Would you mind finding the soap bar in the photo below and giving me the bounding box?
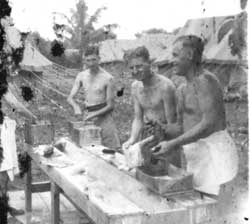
[24,120,54,145]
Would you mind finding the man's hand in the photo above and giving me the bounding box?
[151,141,176,158]
[84,113,96,122]
[122,139,134,152]
[73,104,82,115]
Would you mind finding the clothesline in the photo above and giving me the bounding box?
[30,70,69,98]
[22,77,68,113]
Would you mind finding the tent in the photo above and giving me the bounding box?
[155,14,247,99]
[99,34,173,64]
[20,41,53,72]
[155,15,240,65]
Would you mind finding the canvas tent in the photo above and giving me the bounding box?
[20,41,53,72]
[99,34,173,64]
[155,14,247,99]
[155,15,240,65]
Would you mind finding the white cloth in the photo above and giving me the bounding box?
[0,117,19,181]
[183,130,238,195]
[124,143,144,169]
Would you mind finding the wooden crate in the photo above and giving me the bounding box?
[24,120,54,145]
[73,126,102,147]
[136,164,193,195]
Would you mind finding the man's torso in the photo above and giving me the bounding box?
[133,74,174,124]
[77,68,112,107]
[178,70,226,132]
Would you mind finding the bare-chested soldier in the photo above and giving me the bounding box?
[67,45,120,150]
[122,46,181,168]
[152,35,238,196]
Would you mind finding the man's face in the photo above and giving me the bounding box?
[84,54,100,70]
[172,41,192,77]
[128,57,151,81]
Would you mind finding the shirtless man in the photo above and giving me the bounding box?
[122,46,181,169]
[67,45,120,150]
[152,35,238,196]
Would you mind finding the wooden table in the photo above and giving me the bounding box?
[24,140,217,224]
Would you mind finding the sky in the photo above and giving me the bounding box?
[10,0,242,40]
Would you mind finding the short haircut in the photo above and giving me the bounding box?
[126,46,150,62]
[84,45,99,57]
[175,35,204,65]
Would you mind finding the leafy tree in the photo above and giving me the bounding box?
[53,0,117,56]
[217,12,247,60]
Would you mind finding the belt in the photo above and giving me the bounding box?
[86,102,107,112]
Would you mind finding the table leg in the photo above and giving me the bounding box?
[25,158,32,213]
[51,182,60,224]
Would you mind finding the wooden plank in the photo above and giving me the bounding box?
[51,182,60,224]
[37,192,50,212]
[63,141,187,215]
[25,159,32,213]
[31,181,51,193]
[60,194,75,211]
[24,144,145,224]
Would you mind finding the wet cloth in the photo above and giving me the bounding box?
[124,142,144,169]
[0,117,19,181]
[183,130,238,195]
[86,103,121,150]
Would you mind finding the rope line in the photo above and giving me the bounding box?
[22,77,68,113]
[30,70,69,98]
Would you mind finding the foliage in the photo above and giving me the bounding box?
[50,40,65,57]
[53,0,117,55]
[29,31,81,68]
[218,12,247,59]
[1,2,26,125]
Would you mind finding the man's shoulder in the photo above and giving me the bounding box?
[197,70,223,98]
[155,74,175,90]
[76,70,89,80]
[198,69,221,88]
[100,68,114,80]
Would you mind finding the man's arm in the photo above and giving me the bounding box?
[167,76,223,147]
[67,74,82,115]
[163,82,177,123]
[3,89,36,120]
[161,82,182,138]
[85,77,115,120]
[123,83,144,149]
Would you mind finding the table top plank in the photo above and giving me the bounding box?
[25,144,145,224]
[25,140,216,224]
[62,141,187,214]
